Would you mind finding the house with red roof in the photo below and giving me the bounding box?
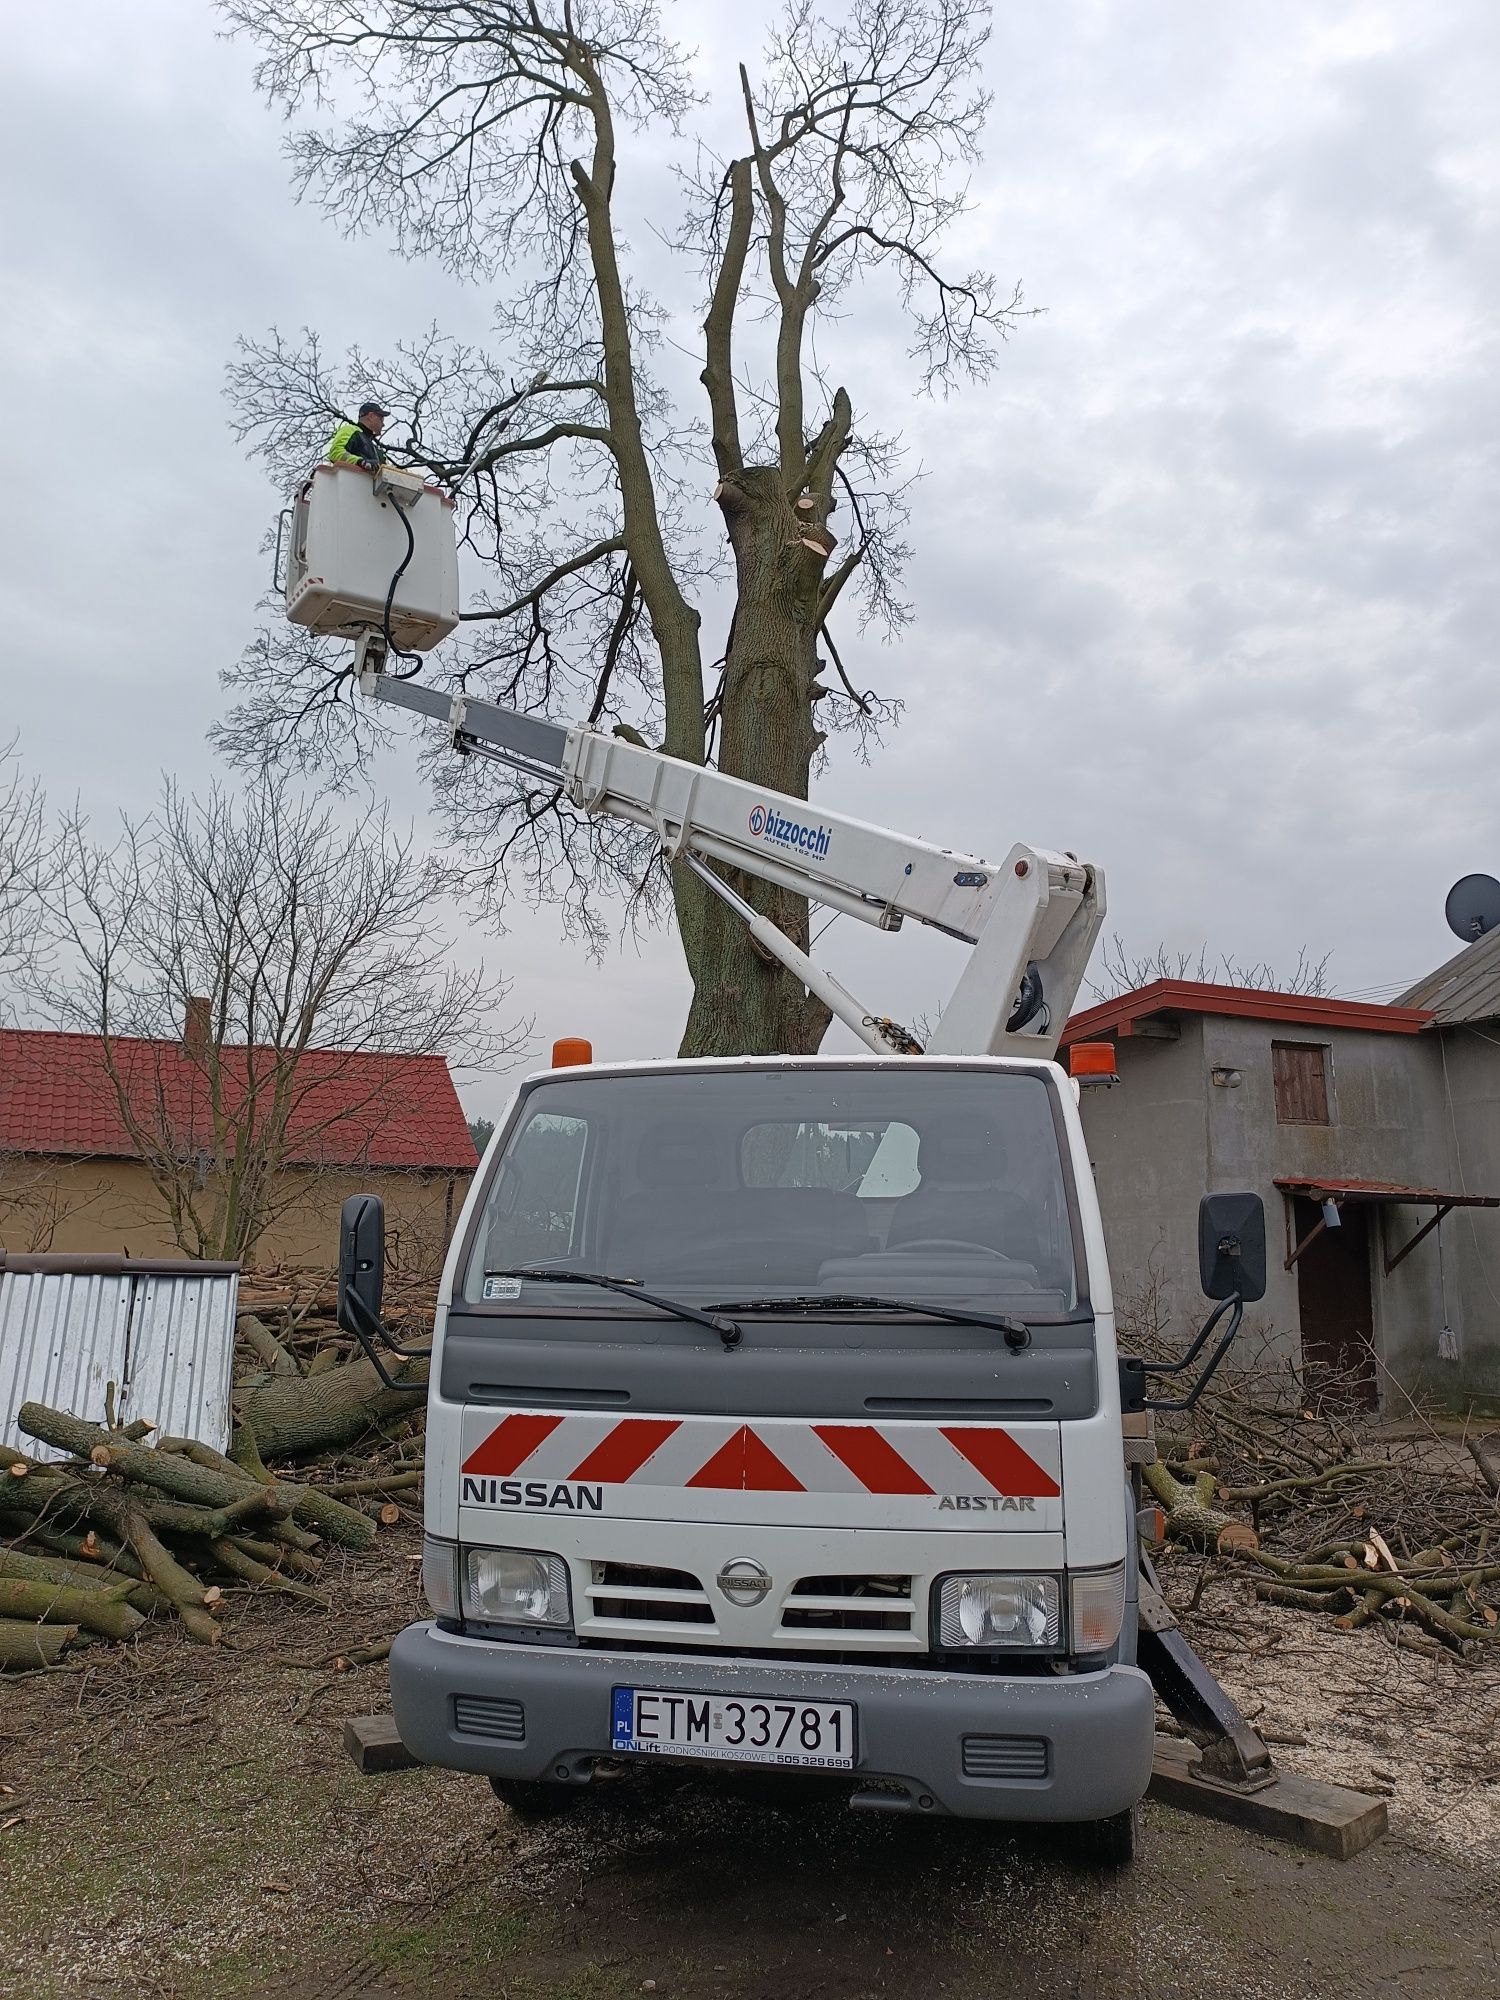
[1060,969,1500,1410]
[0,1004,477,1267]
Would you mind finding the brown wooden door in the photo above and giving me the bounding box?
[1293,1196,1377,1408]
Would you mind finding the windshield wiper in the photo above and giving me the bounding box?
[707,1293,1032,1353]
[483,1267,742,1350]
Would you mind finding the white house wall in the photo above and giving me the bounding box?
[1200,1018,1454,1395]
[1430,1028,1500,1399]
[1074,1017,1211,1347]
[1077,1014,1500,1406]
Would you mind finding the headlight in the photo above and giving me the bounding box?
[938,1574,1061,1649]
[421,1536,459,1620]
[1069,1563,1127,1654]
[463,1547,572,1629]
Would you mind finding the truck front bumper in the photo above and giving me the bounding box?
[389,1623,1155,1823]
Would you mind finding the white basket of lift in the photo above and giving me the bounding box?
[283,460,460,651]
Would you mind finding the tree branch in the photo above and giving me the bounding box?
[701,157,753,477]
[816,539,867,624]
[459,536,627,622]
[468,417,614,474]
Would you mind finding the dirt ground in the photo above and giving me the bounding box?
[4,1528,1499,2000]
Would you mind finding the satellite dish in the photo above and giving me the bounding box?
[1445,873,1500,943]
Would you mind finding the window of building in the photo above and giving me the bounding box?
[1272,1042,1330,1125]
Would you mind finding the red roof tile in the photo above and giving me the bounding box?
[1061,980,1433,1045]
[0,1029,477,1173]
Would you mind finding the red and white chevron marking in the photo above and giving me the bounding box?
[461,1412,1060,1499]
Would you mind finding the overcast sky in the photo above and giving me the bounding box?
[3,1,1497,1118]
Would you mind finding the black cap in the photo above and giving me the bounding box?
[358,401,390,419]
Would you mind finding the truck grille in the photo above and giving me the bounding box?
[574,1564,922,1651]
[585,1561,717,1631]
[961,1734,1049,1780]
[453,1694,526,1742]
[778,1574,915,1637]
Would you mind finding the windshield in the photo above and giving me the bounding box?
[460,1066,1081,1318]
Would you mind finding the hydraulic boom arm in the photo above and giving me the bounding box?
[362,664,1104,1060]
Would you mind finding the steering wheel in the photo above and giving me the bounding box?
[887,1237,1011,1260]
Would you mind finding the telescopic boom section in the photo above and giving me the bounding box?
[361,668,1104,1060]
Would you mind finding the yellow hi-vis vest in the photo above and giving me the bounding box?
[326,420,381,469]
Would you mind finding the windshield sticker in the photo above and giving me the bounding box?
[482,1276,523,1301]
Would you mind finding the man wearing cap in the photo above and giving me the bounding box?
[326,402,389,472]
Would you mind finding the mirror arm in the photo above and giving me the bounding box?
[1118,1296,1244,1415]
[1138,1294,1239,1378]
[337,1285,431,1393]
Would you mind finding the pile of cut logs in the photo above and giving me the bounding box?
[1146,1392,1500,1655]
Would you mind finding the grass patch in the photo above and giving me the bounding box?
[365,1906,530,1973]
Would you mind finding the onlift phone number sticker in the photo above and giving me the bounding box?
[611,1687,856,1769]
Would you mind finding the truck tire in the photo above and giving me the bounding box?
[488,1776,581,1822]
[1072,1803,1138,1868]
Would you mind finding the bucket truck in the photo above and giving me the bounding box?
[286,462,1274,1865]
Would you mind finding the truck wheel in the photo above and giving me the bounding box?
[1073,1804,1138,1868]
[488,1777,580,1822]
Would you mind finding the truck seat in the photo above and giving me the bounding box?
[605,1123,874,1278]
[885,1111,1043,1266]
[604,1121,728,1261]
[732,1188,874,1260]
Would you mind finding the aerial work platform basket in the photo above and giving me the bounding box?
[282,461,460,652]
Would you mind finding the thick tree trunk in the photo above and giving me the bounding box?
[1143,1460,1250,1552]
[0,1617,76,1668]
[0,1548,161,1614]
[0,1577,145,1641]
[678,466,834,1058]
[232,1353,428,1464]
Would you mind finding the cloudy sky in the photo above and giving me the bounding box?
[3,1,1497,1118]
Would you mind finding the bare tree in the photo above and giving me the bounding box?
[0,736,50,1017]
[0,736,75,1247]
[37,776,522,1261]
[219,0,1027,1056]
[1088,935,1334,1004]
[0,1163,112,1255]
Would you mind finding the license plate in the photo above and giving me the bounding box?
[611,1687,856,1769]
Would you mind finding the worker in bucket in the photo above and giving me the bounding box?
[326,401,389,472]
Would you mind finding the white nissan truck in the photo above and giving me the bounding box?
[382,1048,1155,1859]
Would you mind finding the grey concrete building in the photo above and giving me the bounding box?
[1061,965,1500,1410]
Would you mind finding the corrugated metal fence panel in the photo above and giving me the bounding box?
[123,1271,238,1449]
[0,1270,133,1459]
[1,1264,238,1459]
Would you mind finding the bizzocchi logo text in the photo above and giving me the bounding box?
[747,803,832,859]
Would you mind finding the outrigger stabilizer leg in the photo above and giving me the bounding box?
[1137,1557,1273,1788]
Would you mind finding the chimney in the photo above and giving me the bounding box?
[183,996,212,1058]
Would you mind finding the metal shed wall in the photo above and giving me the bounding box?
[0,1256,239,1461]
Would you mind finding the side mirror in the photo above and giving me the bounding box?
[1198,1191,1266,1303]
[338,1192,386,1335]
